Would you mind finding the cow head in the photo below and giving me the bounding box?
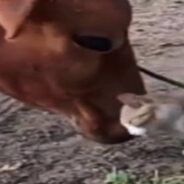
[0,0,145,144]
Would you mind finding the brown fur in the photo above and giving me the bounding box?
[0,0,145,144]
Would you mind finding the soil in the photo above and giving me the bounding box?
[1,0,184,183]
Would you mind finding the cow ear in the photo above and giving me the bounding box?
[0,0,38,39]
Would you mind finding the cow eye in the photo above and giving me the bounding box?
[72,35,113,52]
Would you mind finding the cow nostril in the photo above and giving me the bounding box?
[72,35,113,52]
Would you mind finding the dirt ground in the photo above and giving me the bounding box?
[1,0,184,183]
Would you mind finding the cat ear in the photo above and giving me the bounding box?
[117,93,142,108]
[0,0,38,39]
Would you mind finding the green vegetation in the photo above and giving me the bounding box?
[104,168,184,184]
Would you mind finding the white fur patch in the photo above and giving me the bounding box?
[123,123,147,136]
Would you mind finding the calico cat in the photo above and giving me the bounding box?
[118,91,184,138]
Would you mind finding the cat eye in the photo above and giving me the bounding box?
[72,34,113,52]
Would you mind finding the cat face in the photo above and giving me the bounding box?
[118,93,156,137]
[119,104,153,137]
[119,98,184,137]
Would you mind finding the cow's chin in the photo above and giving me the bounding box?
[72,119,134,144]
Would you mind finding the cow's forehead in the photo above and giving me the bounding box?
[28,0,131,46]
[31,0,131,30]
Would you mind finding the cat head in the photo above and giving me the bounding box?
[118,93,184,138]
[117,93,156,137]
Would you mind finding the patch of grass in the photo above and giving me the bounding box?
[104,168,184,184]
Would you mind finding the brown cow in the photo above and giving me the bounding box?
[0,0,145,144]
